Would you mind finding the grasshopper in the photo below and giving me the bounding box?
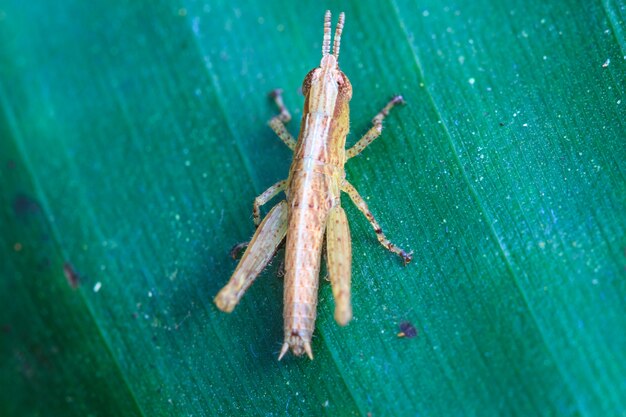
[214,10,412,360]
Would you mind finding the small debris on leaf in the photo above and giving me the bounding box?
[63,262,80,289]
[397,321,418,338]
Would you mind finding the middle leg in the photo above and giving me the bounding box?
[253,179,288,226]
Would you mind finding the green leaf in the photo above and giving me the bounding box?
[1,0,625,416]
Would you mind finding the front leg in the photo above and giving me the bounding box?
[268,89,297,151]
[346,95,405,159]
[341,180,413,265]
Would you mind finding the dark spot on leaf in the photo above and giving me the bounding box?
[13,193,41,218]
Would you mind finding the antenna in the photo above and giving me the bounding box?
[332,12,345,61]
[322,10,332,56]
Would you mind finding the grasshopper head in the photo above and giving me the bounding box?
[301,10,352,101]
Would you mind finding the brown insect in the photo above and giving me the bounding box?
[214,10,412,360]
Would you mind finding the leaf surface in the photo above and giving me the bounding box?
[1,1,625,416]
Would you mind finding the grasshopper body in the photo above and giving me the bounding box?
[214,11,412,360]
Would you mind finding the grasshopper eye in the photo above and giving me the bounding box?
[338,72,353,100]
[301,69,316,96]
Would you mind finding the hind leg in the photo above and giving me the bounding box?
[215,200,288,312]
[326,205,353,326]
[341,180,412,265]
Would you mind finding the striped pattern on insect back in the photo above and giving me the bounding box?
[283,157,334,354]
